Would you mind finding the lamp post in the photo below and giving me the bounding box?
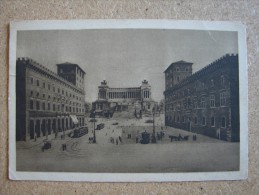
[151,107,156,143]
[93,111,96,143]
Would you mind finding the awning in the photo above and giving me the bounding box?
[70,115,79,124]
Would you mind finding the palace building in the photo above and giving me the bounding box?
[164,54,239,142]
[92,80,156,117]
[16,58,86,141]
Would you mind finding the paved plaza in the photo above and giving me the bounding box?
[16,114,239,173]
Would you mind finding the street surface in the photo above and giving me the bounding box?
[16,114,239,173]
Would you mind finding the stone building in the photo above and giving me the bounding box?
[92,80,156,117]
[16,58,86,141]
[164,54,239,142]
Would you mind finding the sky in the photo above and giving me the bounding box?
[17,29,238,102]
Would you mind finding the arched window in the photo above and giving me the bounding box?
[30,100,33,110]
[42,102,45,110]
[210,95,215,107]
[36,101,40,110]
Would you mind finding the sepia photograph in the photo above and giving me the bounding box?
[9,20,248,182]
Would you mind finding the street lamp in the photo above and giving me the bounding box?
[151,107,156,143]
[92,110,96,143]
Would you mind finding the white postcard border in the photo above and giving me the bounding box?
[9,20,248,182]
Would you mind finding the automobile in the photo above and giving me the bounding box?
[140,131,150,144]
[42,141,52,151]
[89,118,97,122]
[95,123,105,130]
[112,122,119,125]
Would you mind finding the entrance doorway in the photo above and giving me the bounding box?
[35,120,41,137]
[47,119,51,135]
[29,120,34,139]
[188,117,191,131]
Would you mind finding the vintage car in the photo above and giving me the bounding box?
[42,141,52,151]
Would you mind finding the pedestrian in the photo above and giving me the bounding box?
[116,138,118,145]
[119,136,122,143]
[34,136,37,142]
[136,137,139,143]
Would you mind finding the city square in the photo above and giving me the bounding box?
[16,113,239,173]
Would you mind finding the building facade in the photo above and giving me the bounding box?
[92,80,156,117]
[16,58,86,141]
[164,54,239,142]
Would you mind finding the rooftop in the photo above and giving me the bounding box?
[57,62,86,74]
[164,60,193,73]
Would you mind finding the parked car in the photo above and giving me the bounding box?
[96,123,105,130]
[42,141,52,151]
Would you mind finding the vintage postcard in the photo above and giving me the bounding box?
[9,20,248,182]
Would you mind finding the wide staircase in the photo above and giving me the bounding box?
[112,106,136,119]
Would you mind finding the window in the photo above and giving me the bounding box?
[36,92,39,97]
[201,97,206,108]
[182,116,185,123]
[30,100,33,109]
[30,77,33,84]
[48,102,51,110]
[177,116,180,122]
[185,68,188,71]
[177,76,180,82]
[62,90,64,95]
[202,82,205,89]
[176,68,179,72]
[36,101,40,110]
[210,95,215,107]
[30,91,33,96]
[193,100,197,109]
[211,117,215,127]
[58,104,60,111]
[53,104,56,111]
[221,75,225,85]
[220,92,227,106]
[211,79,214,87]
[48,84,50,90]
[42,102,45,110]
[58,88,60,93]
[43,82,45,88]
[42,94,45,98]
[53,86,55,92]
[221,117,226,128]
[202,116,206,126]
[36,80,39,86]
[194,117,197,124]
